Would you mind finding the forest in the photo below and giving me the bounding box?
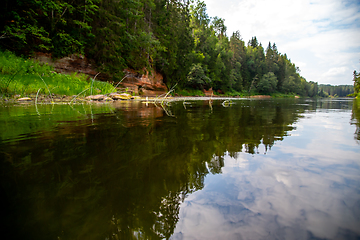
[0,0,351,97]
[318,84,354,97]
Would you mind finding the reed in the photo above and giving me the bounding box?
[38,74,54,103]
[70,88,90,104]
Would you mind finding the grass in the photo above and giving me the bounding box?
[174,89,205,96]
[219,90,250,97]
[0,50,115,98]
[269,93,300,98]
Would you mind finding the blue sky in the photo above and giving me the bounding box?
[202,0,360,85]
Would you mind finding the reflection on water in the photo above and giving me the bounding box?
[0,99,359,240]
[352,99,360,141]
[173,109,360,240]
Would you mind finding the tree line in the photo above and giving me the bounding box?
[0,0,347,96]
[318,84,354,97]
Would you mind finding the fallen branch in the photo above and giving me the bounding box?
[160,83,178,105]
[222,100,234,107]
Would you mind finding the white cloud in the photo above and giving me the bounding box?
[323,66,349,78]
[202,0,360,85]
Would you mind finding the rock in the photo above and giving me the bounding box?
[119,93,134,99]
[102,96,114,102]
[121,69,168,96]
[17,97,32,101]
[85,95,105,101]
[203,88,214,96]
[249,95,271,99]
[34,52,105,80]
[140,89,165,96]
[109,93,133,100]
[108,93,122,100]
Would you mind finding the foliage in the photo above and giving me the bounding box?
[319,84,354,97]
[353,69,360,98]
[0,0,99,56]
[187,63,211,89]
[0,51,114,97]
[0,0,331,97]
[257,72,278,94]
[352,98,360,140]
[0,50,53,74]
[174,88,205,96]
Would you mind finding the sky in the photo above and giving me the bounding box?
[201,0,360,85]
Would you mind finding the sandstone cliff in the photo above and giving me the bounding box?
[121,69,168,96]
[34,53,168,96]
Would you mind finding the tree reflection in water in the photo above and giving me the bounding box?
[352,99,360,141]
[1,99,353,240]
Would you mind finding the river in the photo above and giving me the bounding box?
[0,98,359,240]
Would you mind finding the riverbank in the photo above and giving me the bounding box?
[1,50,302,103]
[1,93,299,106]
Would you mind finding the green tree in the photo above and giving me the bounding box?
[0,0,99,56]
[257,72,278,94]
[353,70,360,98]
[187,63,211,89]
[229,31,246,91]
[0,0,316,96]
[265,42,279,76]
[211,16,227,38]
[152,0,194,88]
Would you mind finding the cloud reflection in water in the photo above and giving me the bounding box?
[172,111,360,240]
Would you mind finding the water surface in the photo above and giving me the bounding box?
[0,99,359,240]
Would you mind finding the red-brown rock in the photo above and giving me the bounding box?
[121,69,168,96]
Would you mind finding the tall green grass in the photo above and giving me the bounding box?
[174,89,205,96]
[0,50,115,97]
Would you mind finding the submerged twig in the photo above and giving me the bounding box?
[209,99,213,112]
[140,84,178,117]
[157,101,174,117]
[209,91,213,112]
[222,100,234,107]
[183,100,188,109]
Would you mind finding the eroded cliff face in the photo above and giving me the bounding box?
[34,53,100,78]
[34,53,168,96]
[122,69,168,96]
